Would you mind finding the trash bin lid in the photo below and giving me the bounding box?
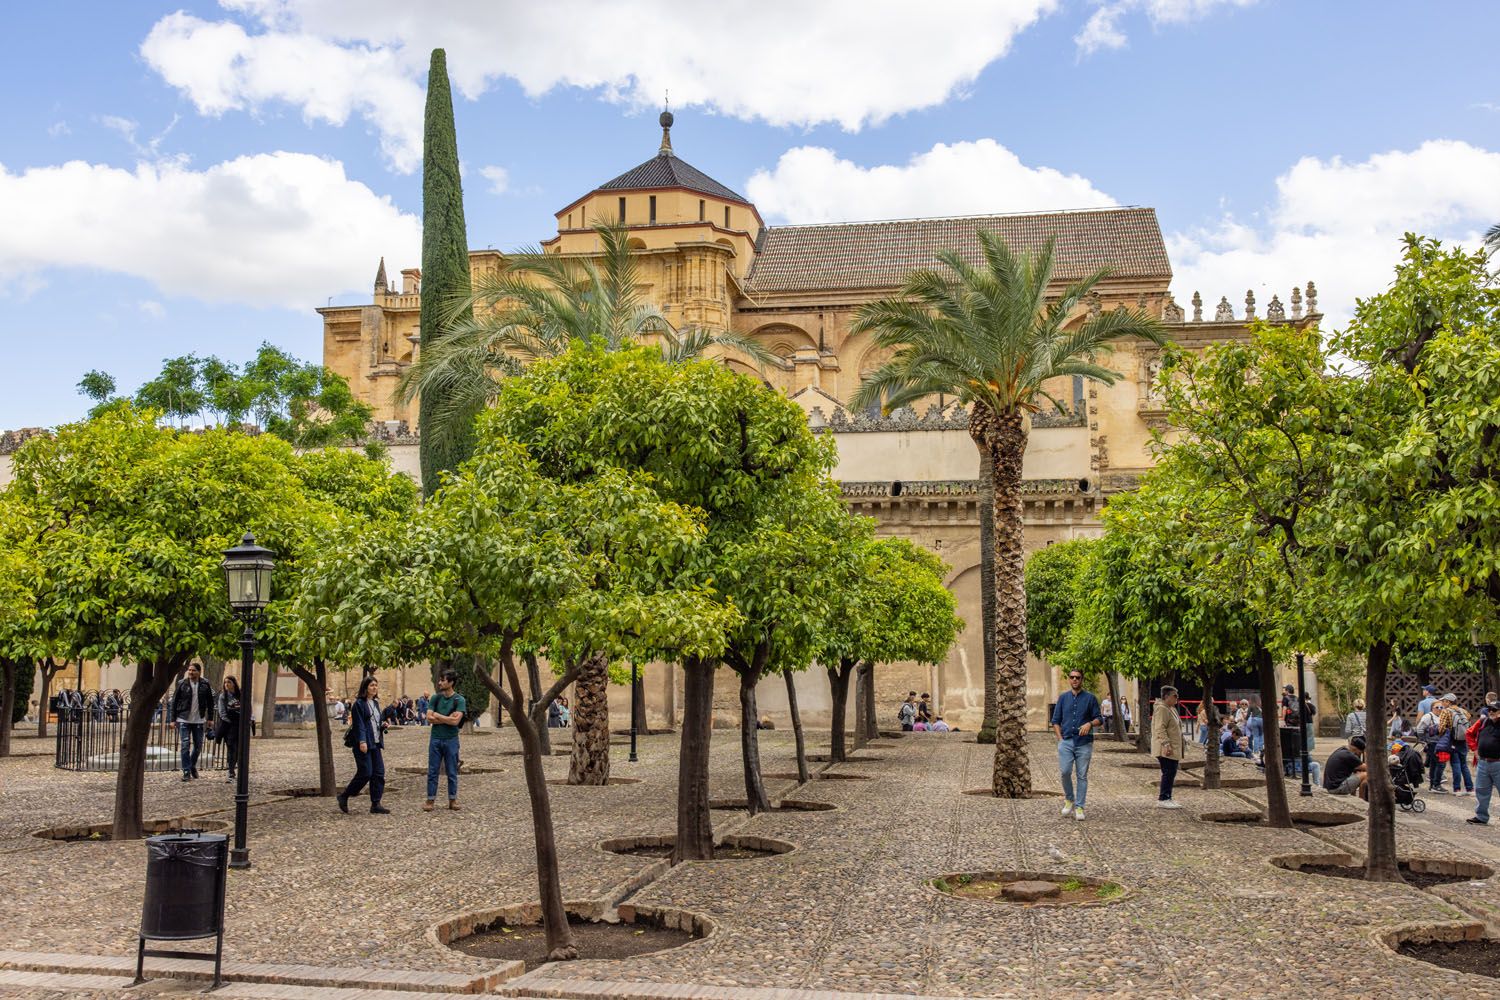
[145,831,228,845]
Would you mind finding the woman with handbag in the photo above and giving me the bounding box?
[215,677,242,782]
[337,675,389,815]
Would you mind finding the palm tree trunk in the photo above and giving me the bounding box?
[978,407,1038,797]
[976,448,1000,744]
[980,410,1032,797]
[568,651,610,785]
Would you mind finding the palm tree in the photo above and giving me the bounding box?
[1486,223,1500,254]
[398,220,771,785]
[851,231,1167,797]
[399,221,772,456]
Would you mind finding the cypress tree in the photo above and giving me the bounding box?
[418,47,475,495]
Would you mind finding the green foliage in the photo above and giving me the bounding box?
[418,47,475,495]
[447,653,490,722]
[1312,650,1365,718]
[819,533,962,670]
[76,346,372,446]
[849,230,1167,419]
[1024,539,1095,659]
[1,406,305,669]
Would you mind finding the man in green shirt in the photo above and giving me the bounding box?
[424,669,467,811]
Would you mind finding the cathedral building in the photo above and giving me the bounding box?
[317,114,1320,729]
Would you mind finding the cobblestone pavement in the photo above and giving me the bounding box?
[0,727,1496,999]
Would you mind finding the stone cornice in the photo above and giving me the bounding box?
[811,403,1086,434]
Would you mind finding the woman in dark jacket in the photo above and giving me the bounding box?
[337,676,389,814]
[216,677,242,781]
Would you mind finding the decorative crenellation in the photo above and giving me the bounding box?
[810,402,1085,433]
[1165,282,1322,324]
[840,478,1095,499]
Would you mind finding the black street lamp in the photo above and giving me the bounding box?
[221,532,274,870]
[628,662,640,763]
[1473,628,1497,697]
[1295,652,1313,797]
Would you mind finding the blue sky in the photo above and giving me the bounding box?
[2,0,1497,428]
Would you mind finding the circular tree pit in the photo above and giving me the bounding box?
[599,833,795,861]
[393,764,504,776]
[1274,853,1493,889]
[709,797,836,812]
[961,788,1063,799]
[763,771,872,782]
[442,903,712,972]
[35,819,229,843]
[1200,809,1361,828]
[930,870,1128,907]
[1379,922,1500,980]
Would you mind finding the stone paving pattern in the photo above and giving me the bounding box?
[0,726,1497,998]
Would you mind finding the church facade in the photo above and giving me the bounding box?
[317,114,1321,730]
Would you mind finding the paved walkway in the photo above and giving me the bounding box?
[0,727,1495,998]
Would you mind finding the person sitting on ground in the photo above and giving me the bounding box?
[1221,726,1249,759]
[1323,735,1368,799]
[913,718,929,732]
[930,716,950,732]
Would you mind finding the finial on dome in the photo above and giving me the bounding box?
[660,93,678,154]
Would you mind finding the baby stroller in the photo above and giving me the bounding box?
[1389,759,1426,813]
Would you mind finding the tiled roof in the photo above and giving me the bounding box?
[743,207,1170,294]
[596,151,749,204]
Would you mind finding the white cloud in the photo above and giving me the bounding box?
[0,152,421,309]
[143,0,1060,172]
[1169,140,1500,328]
[138,300,166,319]
[746,140,1116,224]
[47,121,70,138]
[478,165,508,196]
[1076,0,1258,55]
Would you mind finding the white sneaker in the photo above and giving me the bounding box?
[1155,800,1183,809]
[1073,806,1086,822]
[1061,800,1075,817]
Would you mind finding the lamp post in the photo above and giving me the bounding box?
[221,532,274,870]
[628,662,639,763]
[1473,628,1497,699]
[1295,652,1313,797]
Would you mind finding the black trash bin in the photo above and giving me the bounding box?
[135,831,228,988]
[1279,726,1303,772]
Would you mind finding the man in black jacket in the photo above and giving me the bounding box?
[1469,703,1500,826]
[171,664,215,781]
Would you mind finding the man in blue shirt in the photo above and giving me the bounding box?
[1051,669,1104,821]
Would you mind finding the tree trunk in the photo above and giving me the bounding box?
[785,670,809,783]
[1364,640,1403,883]
[0,657,16,757]
[524,652,551,756]
[475,647,577,961]
[568,651,610,785]
[112,659,180,840]
[37,661,61,739]
[852,663,869,751]
[862,661,878,742]
[1134,676,1151,752]
[976,446,1000,744]
[979,409,1033,797]
[739,666,770,814]
[1201,678,1221,790]
[201,655,226,689]
[289,662,336,795]
[663,660,676,730]
[675,656,716,862]
[632,667,648,735]
[828,661,854,764]
[1255,643,1292,828]
[1105,672,1124,741]
[258,660,276,739]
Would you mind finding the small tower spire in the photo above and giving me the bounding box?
[658,100,674,157]
[373,256,388,295]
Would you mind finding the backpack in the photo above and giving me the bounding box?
[897,702,915,724]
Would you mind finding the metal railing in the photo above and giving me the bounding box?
[54,692,228,773]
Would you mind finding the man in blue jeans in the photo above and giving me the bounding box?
[1468,701,1500,825]
[1052,669,1103,822]
[423,669,467,812]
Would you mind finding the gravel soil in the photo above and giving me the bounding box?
[452,917,696,971]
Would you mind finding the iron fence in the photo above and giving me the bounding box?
[54,691,229,773]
